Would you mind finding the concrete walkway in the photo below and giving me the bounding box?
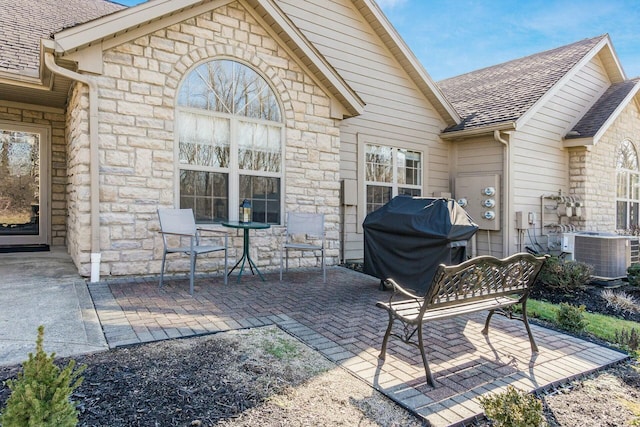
[0,249,107,366]
[0,251,629,426]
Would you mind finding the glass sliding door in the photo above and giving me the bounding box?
[0,123,49,246]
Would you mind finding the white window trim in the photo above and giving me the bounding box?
[616,139,640,231]
[356,133,426,233]
[174,59,285,225]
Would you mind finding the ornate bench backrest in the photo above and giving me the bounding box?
[424,253,547,309]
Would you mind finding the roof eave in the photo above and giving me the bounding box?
[52,0,213,53]
[594,80,640,142]
[563,137,594,147]
[51,0,364,118]
[0,70,46,89]
[440,121,516,140]
[566,80,640,147]
[245,0,364,117]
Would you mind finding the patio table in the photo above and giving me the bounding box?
[222,221,271,282]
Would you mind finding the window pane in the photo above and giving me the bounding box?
[617,140,639,170]
[177,60,283,223]
[239,175,281,224]
[0,130,40,235]
[238,121,281,172]
[180,170,228,223]
[177,112,230,167]
[399,187,421,197]
[632,202,640,229]
[617,172,628,198]
[177,60,281,121]
[366,144,392,183]
[366,185,391,214]
[617,201,628,230]
[397,149,421,186]
[232,64,281,121]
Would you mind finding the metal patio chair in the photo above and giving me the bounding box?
[158,208,228,295]
[280,212,326,283]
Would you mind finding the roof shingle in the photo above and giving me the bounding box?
[0,0,126,77]
[566,77,640,139]
[438,35,607,132]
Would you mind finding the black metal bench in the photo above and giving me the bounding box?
[376,253,548,387]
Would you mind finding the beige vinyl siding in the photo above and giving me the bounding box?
[277,0,449,261]
[511,55,611,252]
[452,136,504,256]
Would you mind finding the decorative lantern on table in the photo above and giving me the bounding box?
[239,199,252,223]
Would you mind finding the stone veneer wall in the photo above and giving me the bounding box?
[569,97,640,232]
[0,103,68,247]
[71,2,340,277]
[65,83,92,275]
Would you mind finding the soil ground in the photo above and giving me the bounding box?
[0,326,424,427]
[1,280,639,426]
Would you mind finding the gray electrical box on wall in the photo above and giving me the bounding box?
[454,174,501,231]
[341,179,358,206]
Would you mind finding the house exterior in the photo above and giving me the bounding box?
[0,0,458,280]
[1,0,639,281]
[439,35,640,258]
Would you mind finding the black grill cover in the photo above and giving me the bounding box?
[363,196,478,294]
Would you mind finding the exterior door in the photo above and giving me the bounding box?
[0,123,49,246]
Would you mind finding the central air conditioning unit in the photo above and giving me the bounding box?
[568,233,631,280]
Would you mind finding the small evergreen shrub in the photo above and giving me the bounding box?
[536,256,593,291]
[0,325,85,427]
[478,385,546,427]
[628,263,640,287]
[556,303,587,333]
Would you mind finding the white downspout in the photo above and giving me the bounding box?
[44,52,101,282]
[494,130,511,257]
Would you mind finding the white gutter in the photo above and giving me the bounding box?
[44,52,101,282]
[494,130,511,257]
[441,121,516,140]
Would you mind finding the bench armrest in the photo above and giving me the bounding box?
[385,278,421,299]
[384,278,424,311]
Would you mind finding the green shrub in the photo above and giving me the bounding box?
[478,385,546,427]
[0,326,85,427]
[536,256,593,291]
[556,303,587,333]
[628,263,640,287]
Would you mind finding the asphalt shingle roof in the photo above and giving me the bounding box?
[0,0,126,77]
[566,78,640,139]
[438,35,607,133]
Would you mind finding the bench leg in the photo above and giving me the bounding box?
[482,307,539,353]
[379,312,394,360]
[522,300,539,352]
[481,309,495,335]
[417,322,435,387]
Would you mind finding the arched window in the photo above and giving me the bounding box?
[616,140,640,230]
[176,60,283,224]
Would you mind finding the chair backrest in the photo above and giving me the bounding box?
[286,212,324,238]
[158,208,197,236]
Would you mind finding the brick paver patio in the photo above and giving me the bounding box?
[89,267,628,426]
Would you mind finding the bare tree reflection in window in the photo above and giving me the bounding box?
[176,59,283,224]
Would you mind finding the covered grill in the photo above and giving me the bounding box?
[363,196,478,294]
